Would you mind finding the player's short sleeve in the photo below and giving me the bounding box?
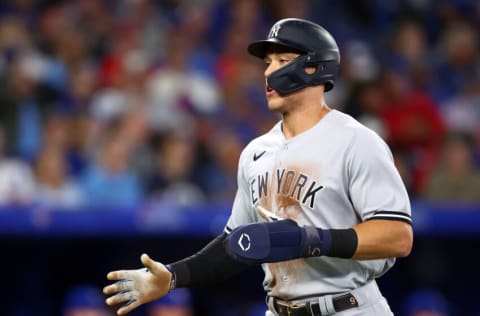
[347,128,412,224]
[224,148,256,234]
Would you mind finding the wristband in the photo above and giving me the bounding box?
[165,264,176,292]
[328,228,358,258]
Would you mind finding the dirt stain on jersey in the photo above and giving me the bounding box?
[267,259,307,299]
[276,194,302,221]
[267,263,279,296]
[263,165,318,297]
[275,165,316,222]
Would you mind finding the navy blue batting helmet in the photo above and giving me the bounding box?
[248,18,340,94]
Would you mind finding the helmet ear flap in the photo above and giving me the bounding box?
[314,61,337,92]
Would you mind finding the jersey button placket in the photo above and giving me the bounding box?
[275,142,286,166]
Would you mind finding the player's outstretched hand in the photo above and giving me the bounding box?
[256,205,283,222]
[103,253,172,315]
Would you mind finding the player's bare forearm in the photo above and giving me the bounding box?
[352,219,413,260]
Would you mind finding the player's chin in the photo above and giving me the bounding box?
[266,98,284,112]
[267,104,281,113]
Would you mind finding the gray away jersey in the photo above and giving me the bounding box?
[225,110,411,300]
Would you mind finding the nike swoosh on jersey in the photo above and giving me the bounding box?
[253,151,266,161]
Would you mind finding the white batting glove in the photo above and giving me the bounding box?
[103,253,172,315]
[256,205,283,222]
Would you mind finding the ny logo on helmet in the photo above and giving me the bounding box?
[268,23,281,38]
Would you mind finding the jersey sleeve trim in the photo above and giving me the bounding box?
[224,226,233,234]
[367,211,412,224]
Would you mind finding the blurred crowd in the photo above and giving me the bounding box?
[60,283,453,316]
[62,285,197,316]
[0,0,479,212]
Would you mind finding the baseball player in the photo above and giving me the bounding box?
[103,18,413,316]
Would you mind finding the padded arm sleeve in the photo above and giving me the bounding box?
[168,232,251,288]
[225,219,358,264]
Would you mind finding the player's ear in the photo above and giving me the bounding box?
[304,66,317,75]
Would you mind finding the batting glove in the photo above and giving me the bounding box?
[103,253,172,315]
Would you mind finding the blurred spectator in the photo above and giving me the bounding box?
[199,130,244,204]
[43,113,87,176]
[440,81,480,138]
[344,80,386,138]
[95,14,149,96]
[147,131,205,207]
[89,96,153,179]
[146,288,194,316]
[115,0,170,64]
[389,20,431,91]
[424,133,480,203]
[0,50,56,161]
[431,21,479,105]
[341,40,380,84]
[380,67,445,152]
[34,144,83,209]
[402,288,450,316]
[73,0,114,61]
[117,106,154,179]
[63,284,112,316]
[214,0,261,89]
[391,20,428,69]
[89,88,130,126]
[67,65,96,110]
[146,27,220,134]
[213,9,272,142]
[380,67,446,194]
[0,125,35,206]
[393,150,414,195]
[0,15,32,74]
[177,2,216,76]
[80,128,143,210]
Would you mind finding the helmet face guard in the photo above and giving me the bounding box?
[267,52,338,95]
[248,18,340,95]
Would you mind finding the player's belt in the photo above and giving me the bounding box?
[271,292,358,316]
